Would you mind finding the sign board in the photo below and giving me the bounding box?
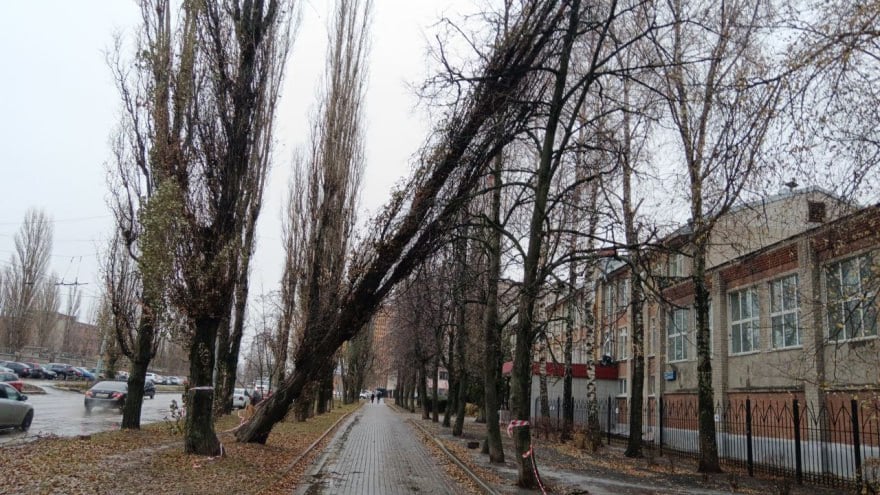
[663,370,676,381]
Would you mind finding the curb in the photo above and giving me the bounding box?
[402,408,501,495]
[283,403,362,476]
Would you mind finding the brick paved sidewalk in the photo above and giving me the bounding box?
[294,401,464,494]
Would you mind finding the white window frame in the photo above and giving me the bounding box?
[617,278,630,309]
[826,253,878,341]
[602,331,615,359]
[770,274,801,349]
[667,308,689,362]
[617,378,628,397]
[603,283,613,317]
[618,327,628,360]
[729,287,760,355]
[668,253,684,277]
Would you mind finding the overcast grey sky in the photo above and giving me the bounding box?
[0,1,469,319]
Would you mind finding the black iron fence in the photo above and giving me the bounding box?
[521,396,880,490]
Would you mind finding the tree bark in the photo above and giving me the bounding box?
[482,156,505,462]
[184,316,221,456]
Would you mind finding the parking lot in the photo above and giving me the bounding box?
[0,380,182,446]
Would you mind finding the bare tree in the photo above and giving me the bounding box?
[236,0,568,444]
[108,0,294,454]
[280,0,370,421]
[32,274,60,350]
[339,322,374,404]
[1,209,53,356]
[649,0,785,472]
[780,0,880,202]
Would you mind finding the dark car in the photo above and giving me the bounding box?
[0,361,31,378]
[75,367,96,381]
[46,363,82,380]
[22,362,55,380]
[84,380,155,413]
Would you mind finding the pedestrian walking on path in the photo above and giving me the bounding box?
[295,403,462,494]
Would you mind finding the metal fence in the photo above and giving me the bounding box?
[524,396,880,490]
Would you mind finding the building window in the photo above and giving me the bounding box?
[602,331,615,359]
[667,308,689,362]
[603,283,613,317]
[617,378,628,397]
[770,274,801,348]
[808,201,827,223]
[729,287,760,354]
[616,278,629,309]
[618,327,628,360]
[826,253,878,341]
[647,375,656,395]
[667,253,684,277]
[647,323,655,356]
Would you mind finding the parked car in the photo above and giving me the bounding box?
[144,379,156,398]
[75,367,96,381]
[84,380,155,413]
[231,388,248,409]
[0,366,13,374]
[22,362,55,380]
[115,370,129,380]
[0,361,31,378]
[145,372,160,383]
[46,363,82,380]
[359,390,370,399]
[0,382,33,431]
[0,372,24,392]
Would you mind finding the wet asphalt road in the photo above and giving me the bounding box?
[0,380,182,446]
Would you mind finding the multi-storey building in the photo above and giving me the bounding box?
[597,190,880,409]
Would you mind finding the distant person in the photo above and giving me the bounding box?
[251,388,263,406]
[370,393,375,403]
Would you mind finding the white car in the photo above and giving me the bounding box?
[0,382,33,430]
[145,372,159,382]
[232,388,248,409]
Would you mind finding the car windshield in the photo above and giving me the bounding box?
[91,381,127,392]
[234,388,245,395]
[1,373,17,380]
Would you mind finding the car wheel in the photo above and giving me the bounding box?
[20,410,33,431]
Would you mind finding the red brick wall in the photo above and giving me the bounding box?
[721,245,799,290]
[726,391,806,439]
[812,207,880,262]
[824,390,880,447]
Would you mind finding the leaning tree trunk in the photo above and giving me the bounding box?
[233,0,568,445]
[185,316,221,456]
